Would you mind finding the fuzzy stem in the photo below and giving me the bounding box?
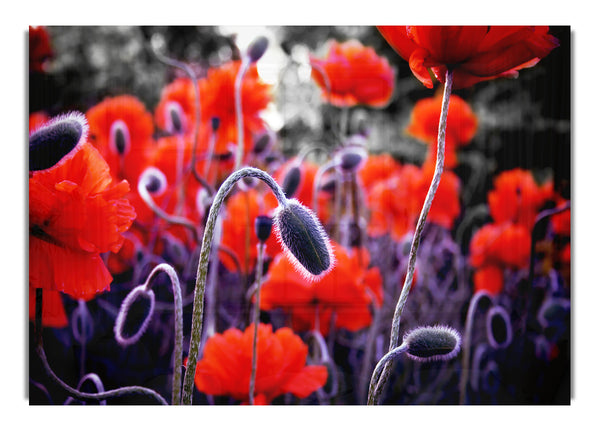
[34,288,168,405]
[367,343,408,400]
[458,291,490,405]
[368,70,453,405]
[249,241,266,405]
[181,167,288,405]
[234,57,251,171]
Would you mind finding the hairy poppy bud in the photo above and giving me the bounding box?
[403,325,461,362]
[255,215,273,243]
[114,285,156,347]
[273,199,333,279]
[486,306,513,349]
[166,102,185,135]
[211,116,220,132]
[253,131,273,155]
[140,167,168,195]
[282,165,301,198]
[334,138,367,174]
[109,120,130,155]
[29,112,87,171]
[247,36,269,63]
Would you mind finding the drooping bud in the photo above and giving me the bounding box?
[273,199,334,279]
[282,164,302,198]
[246,36,269,63]
[139,167,168,195]
[485,306,512,349]
[403,325,461,362]
[109,119,131,155]
[29,112,87,171]
[255,215,273,243]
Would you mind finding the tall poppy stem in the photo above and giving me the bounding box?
[181,167,288,405]
[368,69,454,405]
[249,241,266,405]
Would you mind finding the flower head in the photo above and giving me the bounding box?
[154,78,197,135]
[86,95,155,185]
[310,39,395,107]
[190,323,327,404]
[378,26,559,89]
[260,244,382,335]
[403,325,461,362]
[29,114,136,300]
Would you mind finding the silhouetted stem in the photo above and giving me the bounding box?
[181,167,288,405]
[368,70,453,405]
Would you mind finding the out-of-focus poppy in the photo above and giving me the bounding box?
[469,223,531,270]
[488,168,553,230]
[154,77,197,135]
[189,323,327,404]
[310,39,395,108]
[358,153,404,191]
[473,264,504,296]
[29,112,50,133]
[260,244,383,335]
[28,285,68,328]
[198,61,271,157]
[219,188,279,274]
[406,94,478,168]
[29,138,136,301]
[550,195,571,237]
[29,26,53,73]
[377,26,559,89]
[86,95,155,185]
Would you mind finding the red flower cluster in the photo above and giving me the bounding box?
[469,168,553,295]
[190,323,327,404]
[310,40,395,108]
[378,26,559,89]
[29,116,136,326]
[406,94,478,168]
[359,154,461,241]
[260,244,383,335]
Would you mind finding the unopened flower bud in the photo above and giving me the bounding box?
[211,116,220,132]
[282,165,302,198]
[29,112,87,171]
[247,36,269,63]
[253,131,273,155]
[403,325,461,362]
[166,102,185,135]
[486,306,512,349]
[255,215,273,243]
[273,199,333,279]
[109,120,131,155]
[334,140,367,174]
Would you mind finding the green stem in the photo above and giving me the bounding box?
[181,167,288,405]
[368,69,454,405]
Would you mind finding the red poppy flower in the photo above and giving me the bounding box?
[469,223,531,269]
[198,61,271,157]
[406,94,478,168]
[550,196,571,237]
[219,188,280,274]
[377,26,559,89]
[154,77,197,135]
[488,168,553,230]
[310,39,395,107]
[29,119,136,300]
[358,153,404,191]
[473,265,504,296]
[260,244,383,335]
[29,26,53,73]
[86,95,155,185]
[189,323,327,404]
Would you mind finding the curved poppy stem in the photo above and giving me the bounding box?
[249,241,266,405]
[368,69,453,405]
[34,289,168,405]
[458,291,490,405]
[181,167,288,405]
[367,343,408,399]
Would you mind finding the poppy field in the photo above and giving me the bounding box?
[28,25,571,406]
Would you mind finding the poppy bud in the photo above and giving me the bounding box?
[166,102,185,135]
[255,215,273,243]
[140,167,168,195]
[29,111,87,171]
[211,116,220,132]
[273,199,334,279]
[403,325,461,362]
[334,139,367,174]
[282,165,301,198]
[485,306,512,349]
[109,120,131,155]
[247,36,269,63]
[114,284,156,347]
[253,131,273,155]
